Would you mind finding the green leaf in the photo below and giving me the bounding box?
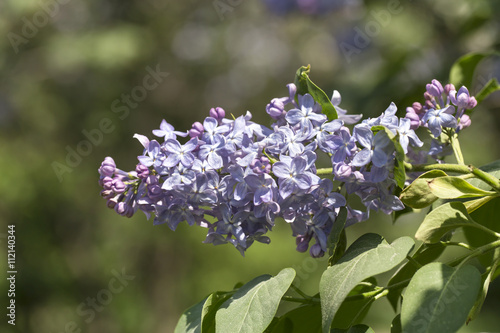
[415,202,475,243]
[427,176,496,199]
[467,248,500,323]
[463,197,500,267]
[386,240,449,311]
[267,304,322,333]
[320,234,414,333]
[463,195,497,214]
[401,263,481,333]
[449,52,491,87]
[329,229,347,266]
[399,170,448,209]
[294,65,338,120]
[475,78,500,104]
[331,325,375,333]
[216,268,296,333]
[174,297,208,333]
[391,314,402,333]
[201,292,233,333]
[328,207,347,264]
[331,277,377,329]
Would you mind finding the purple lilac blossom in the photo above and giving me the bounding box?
[98,78,476,257]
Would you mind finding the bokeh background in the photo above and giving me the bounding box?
[1,0,500,332]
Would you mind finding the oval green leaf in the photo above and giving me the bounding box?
[400,170,448,209]
[320,234,414,333]
[401,263,481,333]
[427,176,496,199]
[216,268,296,333]
[174,296,208,333]
[415,202,475,243]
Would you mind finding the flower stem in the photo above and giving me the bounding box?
[449,132,465,165]
[316,168,333,176]
[405,162,500,192]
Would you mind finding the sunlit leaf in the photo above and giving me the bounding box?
[401,263,481,333]
[216,268,296,333]
[320,234,414,333]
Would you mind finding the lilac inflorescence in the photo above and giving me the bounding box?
[99,78,476,257]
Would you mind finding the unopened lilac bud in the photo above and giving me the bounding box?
[189,121,204,138]
[444,83,455,95]
[309,243,324,258]
[456,87,471,109]
[286,83,297,103]
[99,157,116,177]
[423,91,433,101]
[209,107,226,122]
[296,235,310,253]
[334,163,352,180]
[266,98,286,119]
[412,102,424,115]
[425,99,434,109]
[112,179,126,194]
[107,197,118,209]
[458,114,471,131]
[100,189,114,199]
[115,202,129,216]
[136,164,149,179]
[101,176,113,190]
[405,110,420,130]
[467,96,477,109]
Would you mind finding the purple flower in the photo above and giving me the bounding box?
[273,155,313,199]
[245,173,277,205]
[285,93,326,130]
[331,90,362,124]
[99,157,116,177]
[152,119,188,141]
[352,125,393,167]
[163,138,199,168]
[327,127,356,163]
[422,105,457,137]
[397,118,423,154]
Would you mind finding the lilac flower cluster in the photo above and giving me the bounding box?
[404,79,476,162]
[98,78,476,257]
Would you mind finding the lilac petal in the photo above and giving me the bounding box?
[164,154,180,168]
[164,139,181,154]
[352,148,372,167]
[203,117,218,132]
[400,135,410,154]
[295,174,312,189]
[207,152,223,169]
[279,180,295,199]
[301,94,315,109]
[291,156,307,174]
[372,149,389,167]
[138,155,153,167]
[285,109,303,125]
[354,125,373,149]
[180,153,195,167]
[272,162,291,179]
[183,138,199,152]
[133,134,150,148]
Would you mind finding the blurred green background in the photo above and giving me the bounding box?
[1,0,500,332]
